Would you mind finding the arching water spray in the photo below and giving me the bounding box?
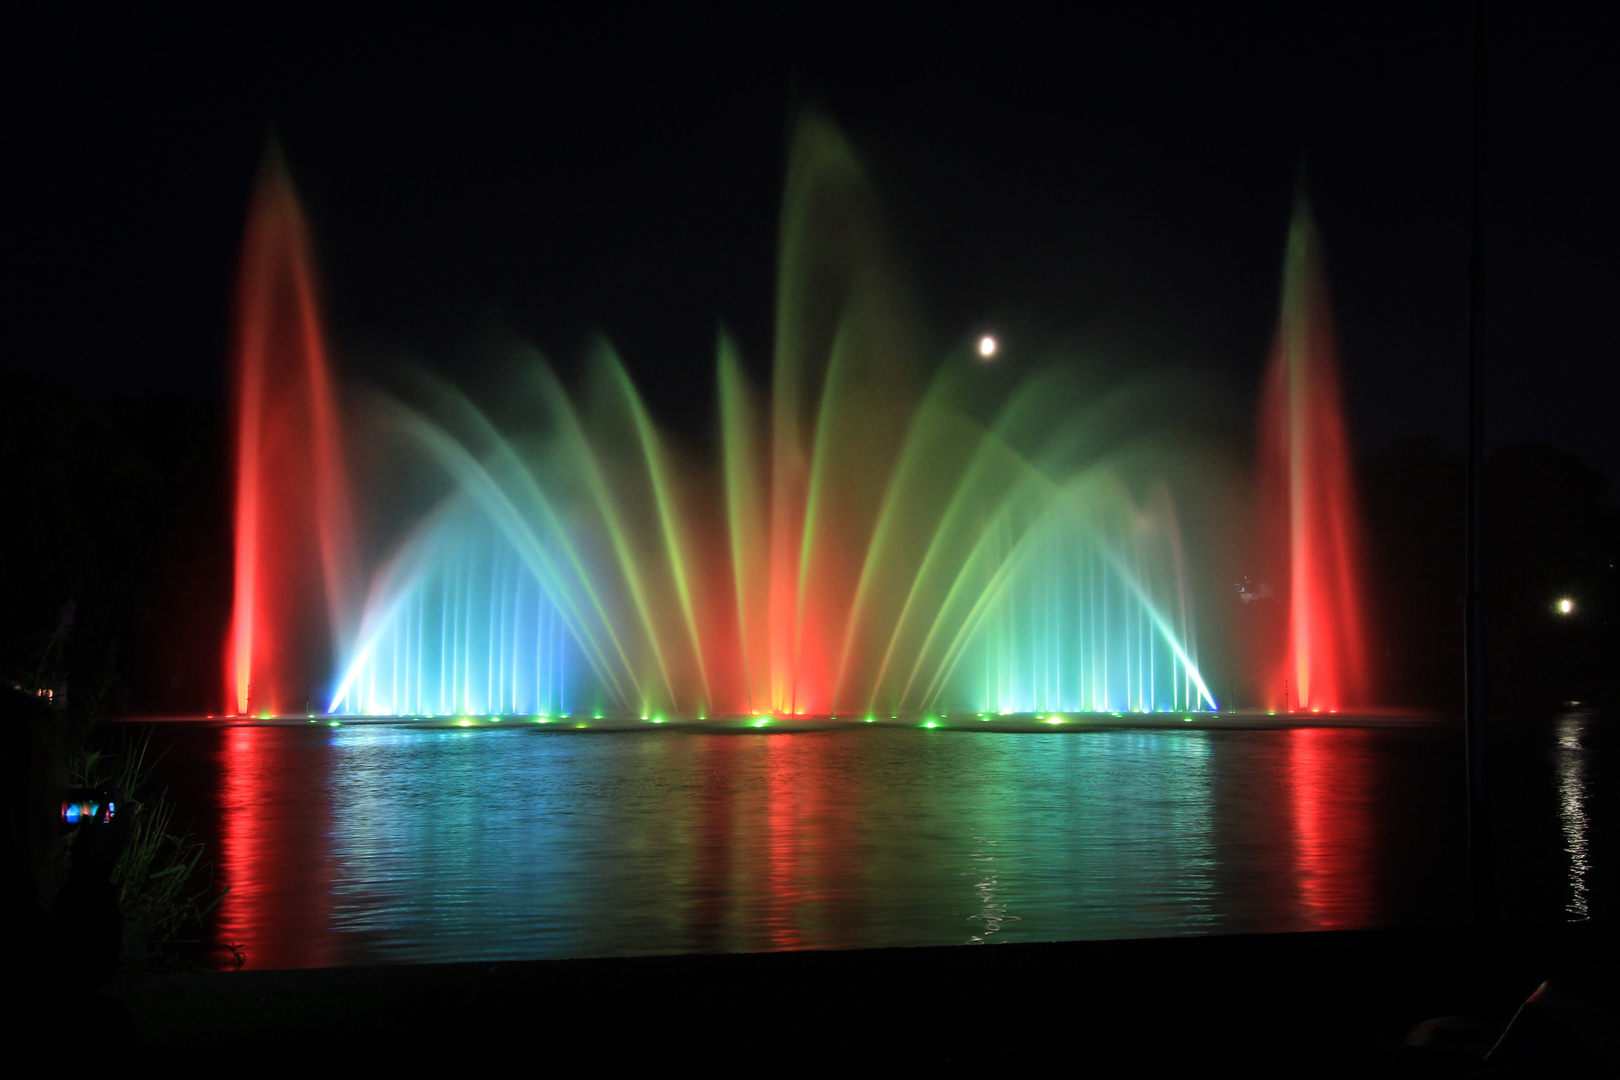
[326,116,1217,719]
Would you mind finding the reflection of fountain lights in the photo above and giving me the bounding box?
[1555,712,1591,921]
[966,835,1019,943]
[1286,726,1373,929]
[216,725,335,968]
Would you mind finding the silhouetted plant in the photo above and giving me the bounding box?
[71,728,227,970]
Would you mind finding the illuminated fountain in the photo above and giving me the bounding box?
[1254,192,1370,713]
[225,117,1370,721]
[225,151,359,718]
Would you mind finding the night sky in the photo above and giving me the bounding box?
[9,4,1618,485]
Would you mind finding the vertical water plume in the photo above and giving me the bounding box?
[719,335,771,714]
[1256,192,1369,712]
[770,113,923,714]
[226,151,358,716]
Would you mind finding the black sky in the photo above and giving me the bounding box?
[8,3,1617,484]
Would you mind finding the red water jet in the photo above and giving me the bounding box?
[1255,193,1370,712]
[225,153,357,716]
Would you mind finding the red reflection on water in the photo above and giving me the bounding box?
[215,726,335,968]
[689,735,739,952]
[1286,726,1373,928]
[763,735,810,949]
[687,734,865,952]
[747,734,864,950]
[225,156,357,716]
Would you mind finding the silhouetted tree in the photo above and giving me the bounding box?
[1360,437,1466,709]
[0,375,228,717]
[1359,438,1618,712]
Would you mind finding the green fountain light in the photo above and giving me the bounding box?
[315,113,1224,725]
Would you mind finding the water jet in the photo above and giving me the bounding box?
[224,117,1368,725]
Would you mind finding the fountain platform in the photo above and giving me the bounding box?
[140,709,1442,732]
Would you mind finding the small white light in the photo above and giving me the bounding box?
[977,335,997,359]
[1557,598,1574,615]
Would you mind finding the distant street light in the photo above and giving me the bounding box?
[977,334,997,360]
[1556,597,1575,615]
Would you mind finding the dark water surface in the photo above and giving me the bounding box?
[139,714,1614,969]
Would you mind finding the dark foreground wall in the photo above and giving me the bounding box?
[108,923,1615,1074]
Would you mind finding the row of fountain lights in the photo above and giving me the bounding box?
[210,708,1344,725]
[291,712,1208,727]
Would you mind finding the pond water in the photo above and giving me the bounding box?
[139,713,1613,969]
